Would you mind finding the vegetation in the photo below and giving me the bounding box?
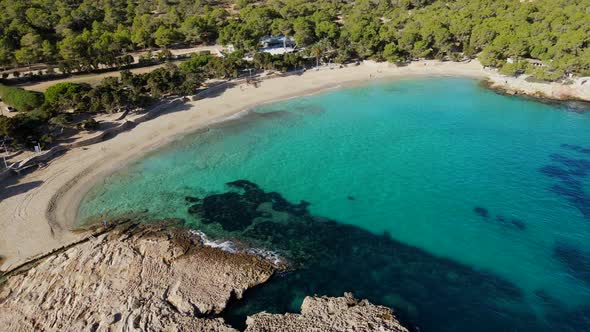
[0,51,254,148]
[252,52,304,72]
[0,108,52,147]
[0,0,588,152]
[0,84,44,111]
[44,82,91,110]
[0,0,588,80]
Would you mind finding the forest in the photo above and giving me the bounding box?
[0,0,589,149]
[0,0,589,80]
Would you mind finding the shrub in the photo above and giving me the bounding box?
[526,66,565,82]
[180,53,213,74]
[44,82,90,106]
[1,112,48,148]
[0,84,44,111]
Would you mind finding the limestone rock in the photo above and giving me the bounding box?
[0,223,410,332]
[0,223,274,332]
[245,293,409,332]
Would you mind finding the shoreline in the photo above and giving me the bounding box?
[0,219,407,331]
[0,59,585,271]
[485,72,590,104]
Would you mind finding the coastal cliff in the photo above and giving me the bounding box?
[0,222,408,332]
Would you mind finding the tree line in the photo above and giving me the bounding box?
[0,51,306,149]
[0,0,589,81]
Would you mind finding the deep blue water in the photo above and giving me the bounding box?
[78,78,590,331]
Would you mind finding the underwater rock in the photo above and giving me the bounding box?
[561,144,590,155]
[510,218,526,230]
[185,196,201,203]
[541,150,590,220]
[227,179,262,192]
[473,207,526,230]
[187,180,312,231]
[473,206,489,218]
[554,241,590,284]
[202,181,551,331]
[175,179,590,331]
[189,192,262,231]
[534,289,555,305]
[496,215,527,230]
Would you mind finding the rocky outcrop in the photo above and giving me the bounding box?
[0,222,274,331]
[484,74,590,102]
[245,293,409,332]
[0,222,409,332]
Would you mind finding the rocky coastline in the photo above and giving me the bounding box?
[483,74,590,105]
[245,293,409,332]
[0,221,408,331]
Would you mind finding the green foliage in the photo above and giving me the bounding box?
[0,0,588,80]
[0,85,44,111]
[49,114,73,130]
[146,65,185,97]
[86,77,135,113]
[0,115,14,138]
[252,52,304,71]
[526,66,565,82]
[181,13,222,45]
[0,111,51,148]
[44,82,91,110]
[218,21,258,51]
[15,33,43,66]
[292,17,315,47]
[383,43,406,63]
[499,61,528,77]
[208,55,241,78]
[180,53,213,74]
[155,26,182,48]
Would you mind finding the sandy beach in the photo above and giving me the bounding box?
[0,59,539,270]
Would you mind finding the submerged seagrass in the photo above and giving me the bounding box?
[78,78,590,331]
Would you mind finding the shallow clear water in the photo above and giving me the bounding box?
[78,78,590,331]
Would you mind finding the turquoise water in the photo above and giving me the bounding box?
[78,78,590,331]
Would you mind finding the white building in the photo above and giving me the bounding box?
[260,35,295,49]
[259,35,296,55]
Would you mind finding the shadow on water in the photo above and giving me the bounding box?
[472,206,527,230]
[183,180,589,332]
[554,241,590,285]
[540,147,590,220]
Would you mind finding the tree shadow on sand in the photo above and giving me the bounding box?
[0,179,44,201]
